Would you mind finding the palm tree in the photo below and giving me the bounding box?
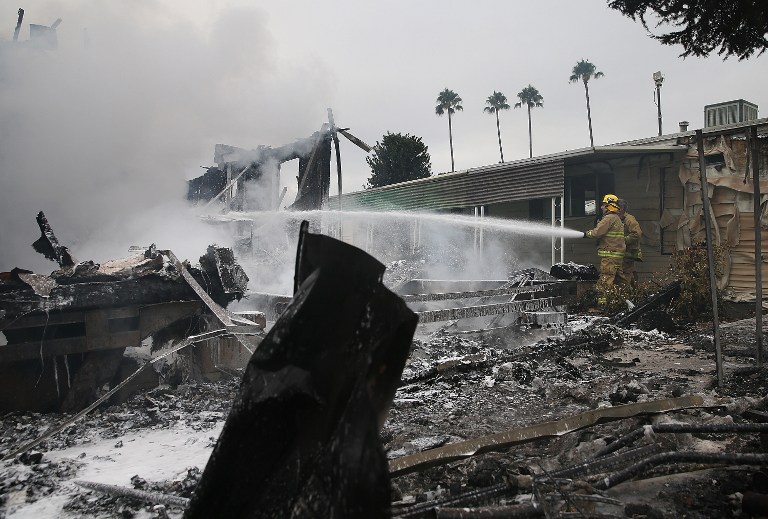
[435,88,463,172]
[570,59,604,148]
[483,91,510,163]
[514,85,544,158]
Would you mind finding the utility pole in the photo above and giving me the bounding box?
[653,71,664,136]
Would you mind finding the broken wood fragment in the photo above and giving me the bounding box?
[199,245,249,295]
[548,444,662,480]
[595,451,768,490]
[393,481,521,518]
[611,280,681,327]
[434,504,543,518]
[74,480,190,508]
[31,211,76,267]
[591,421,768,459]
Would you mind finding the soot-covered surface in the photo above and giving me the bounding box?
[2,305,768,517]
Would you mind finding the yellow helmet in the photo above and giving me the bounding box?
[601,194,620,212]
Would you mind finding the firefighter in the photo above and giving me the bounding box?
[583,194,625,307]
[618,198,642,287]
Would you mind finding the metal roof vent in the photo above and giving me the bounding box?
[704,100,758,128]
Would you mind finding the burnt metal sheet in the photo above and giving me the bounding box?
[185,221,418,519]
[415,296,567,324]
[388,395,704,476]
[395,279,508,295]
[401,282,574,303]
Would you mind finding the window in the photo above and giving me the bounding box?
[565,173,614,218]
[528,172,614,219]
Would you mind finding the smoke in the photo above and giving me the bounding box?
[0,2,333,272]
[230,210,575,299]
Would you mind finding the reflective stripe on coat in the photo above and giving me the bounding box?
[585,213,625,258]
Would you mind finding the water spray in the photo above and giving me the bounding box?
[220,209,584,239]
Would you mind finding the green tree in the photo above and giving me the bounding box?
[483,91,510,163]
[513,85,544,158]
[569,60,604,148]
[364,132,432,189]
[607,0,767,60]
[435,88,463,172]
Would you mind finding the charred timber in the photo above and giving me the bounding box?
[546,444,662,480]
[591,421,768,459]
[31,211,76,268]
[434,504,543,518]
[0,277,200,318]
[393,482,519,518]
[74,480,189,509]
[0,248,246,321]
[612,281,681,327]
[291,133,332,211]
[594,452,768,490]
[388,396,703,476]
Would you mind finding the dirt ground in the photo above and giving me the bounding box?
[2,305,768,518]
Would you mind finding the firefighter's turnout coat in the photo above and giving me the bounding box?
[585,212,625,258]
[622,213,642,261]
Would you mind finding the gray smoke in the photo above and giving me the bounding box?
[0,2,332,272]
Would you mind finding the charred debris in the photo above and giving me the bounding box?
[3,212,768,517]
[187,109,372,214]
[0,211,258,414]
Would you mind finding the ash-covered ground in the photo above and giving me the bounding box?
[1,260,768,518]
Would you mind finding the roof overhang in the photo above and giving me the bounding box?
[562,144,689,167]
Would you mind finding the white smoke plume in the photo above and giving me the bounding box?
[0,2,332,272]
[229,210,578,298]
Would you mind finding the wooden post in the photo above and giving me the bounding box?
[327,109,343,213]
[225,164,232,212]
[13,8,23,42]
[751,126,764,367]
[297,124,327,198]
[696,129,723,385]
[328,108,343,238]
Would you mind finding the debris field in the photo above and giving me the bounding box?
[1,218,768,518]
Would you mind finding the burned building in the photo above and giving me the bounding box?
[187,131,333,213]
[0,213,259,414]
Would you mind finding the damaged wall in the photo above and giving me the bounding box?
[187,130,333,213]
[662,134,768,301]
[560,126,768,302]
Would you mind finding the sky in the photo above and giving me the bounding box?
[0,0,766,272]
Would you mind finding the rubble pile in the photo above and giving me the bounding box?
[2,219,768,518]
[2,314,767,517]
